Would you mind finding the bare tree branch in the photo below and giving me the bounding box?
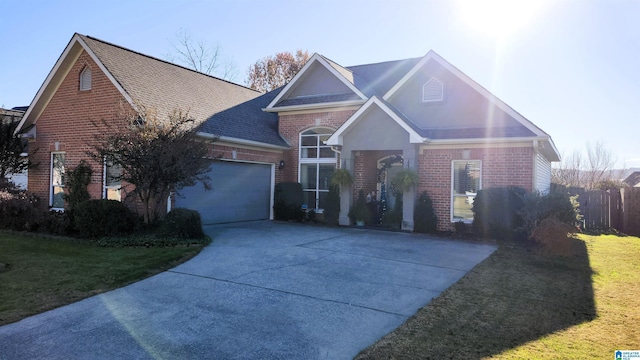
[167,28,238,81]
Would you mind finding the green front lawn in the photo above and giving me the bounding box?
[0,232,204,326]
[357,234,640,359]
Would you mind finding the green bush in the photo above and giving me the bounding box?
[348,189,371,225]
[472,186,527,241]
[160,208,205,239]
[74,199,137,238]
[64,160,92,210]
[518,191,581,237]
[274,182,304,221]
[414,191,437,233]
[43,210,75,235]
[0,189,44,231]
[383,193,403,229]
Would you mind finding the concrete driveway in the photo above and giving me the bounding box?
[0,221,496,359]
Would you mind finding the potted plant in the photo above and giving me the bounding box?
[348,189,371,226]
[392,168,418,192]
[331,168,353,187]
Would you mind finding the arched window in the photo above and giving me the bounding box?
[299,128,336,211]
[80,67,92,91]
[422,77,443,102]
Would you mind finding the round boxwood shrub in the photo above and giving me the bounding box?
[74,199,137,238]
[160,208,205,239]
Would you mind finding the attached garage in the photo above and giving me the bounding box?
[175,161,273,224]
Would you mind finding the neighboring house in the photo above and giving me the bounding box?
[15,33,560,231]
[622,168,640,188]
[1,107,28,189]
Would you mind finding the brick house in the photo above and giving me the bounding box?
[16,34,559,231]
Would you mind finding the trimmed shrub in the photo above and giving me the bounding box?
[348,189,371,225]
[454,220,467,234]
[324,184,340,225]
[43,210,75,235]
[160,208,205,239]
[530,217,579,256]
[74,199,137,238]
[414,191,437,233]
[274,182,304,221]
[472,186,527,241]
[518,191,581,237]
[0,189,44,231]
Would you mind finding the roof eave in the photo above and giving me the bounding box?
[263,99,366,113]
[196,132,289,150]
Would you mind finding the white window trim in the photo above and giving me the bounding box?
[450,160,482,223]
[80,67,91,91]
[422,77,444,103]
[50,152,65,210]
[298,128,337,211]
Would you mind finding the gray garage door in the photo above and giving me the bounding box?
[175,161,272,224]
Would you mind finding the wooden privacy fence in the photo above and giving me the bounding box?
[569,187,640,236]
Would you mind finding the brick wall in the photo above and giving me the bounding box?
[278,110,356,181]
[418,146,534,231]
[30,50,284,210]
[30,51,129,205]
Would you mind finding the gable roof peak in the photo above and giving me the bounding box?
[265,52,367,110]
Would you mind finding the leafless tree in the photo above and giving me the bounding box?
[167,29,237,81]
[552,140,619,190]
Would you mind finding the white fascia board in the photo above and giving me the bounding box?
[325,96,425,146]
[196,132,289,151]
[265,53,367,110]
[262,99,366,113]
[383,50,548,138]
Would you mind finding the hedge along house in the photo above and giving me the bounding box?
[266,52,560,231]
[15,33,289,224]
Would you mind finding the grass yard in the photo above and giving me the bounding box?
[0,231,205,326]
[356,234,640,359]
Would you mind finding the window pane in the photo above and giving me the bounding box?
[318,190,329,210]
[301,147,317,158]
[301,136,317,146]
[319,147,335,158]
[453,161,480,195]
[52,186,65,208]
[303,190,317,210]
[52,153,65,186]
[106,188,121,201]
[300,164,317,189]
[318,164,335,190]
[452,196,474,221]
[106,162,121,186]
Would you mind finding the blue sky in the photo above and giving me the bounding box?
[1,0,638,167]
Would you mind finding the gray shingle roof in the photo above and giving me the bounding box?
[348,58,421,97]
[197,89,288,147]
[80,35,287,147]
[276,93,362,107]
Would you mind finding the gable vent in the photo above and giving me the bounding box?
[422,77,443,102]
[80,67,92,91]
